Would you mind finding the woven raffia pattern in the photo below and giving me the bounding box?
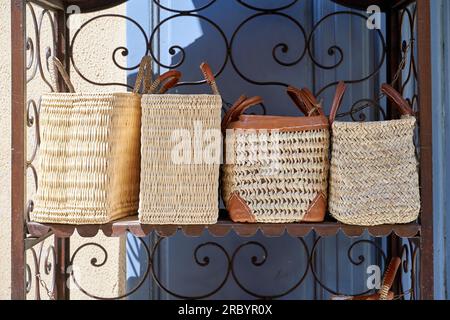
[32,93,141,224]
[139,94,222,225]
[223,128,329,223]
[329,117,420,226]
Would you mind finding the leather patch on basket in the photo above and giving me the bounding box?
[227,192,256,223]
[303,192,326,222]
[228,115,329,132]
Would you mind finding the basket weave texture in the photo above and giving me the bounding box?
[139,95,222,224]
[32,93,141,224]
[32,56,168,225]
[328,83,420,226]
[139,64,222,225]
[222,91,330,223]
[222,128,329,223]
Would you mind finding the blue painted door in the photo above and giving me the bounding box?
[124,0,428,300]
[430,0,450,300]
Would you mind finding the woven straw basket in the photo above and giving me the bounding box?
[328,82,420,226]
[32,56,180,224]
[139,63,222,225]
[222,87,330,223]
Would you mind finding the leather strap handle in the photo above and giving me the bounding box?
[150,70,182,94]
[379,257,402,300]
[300,88,325,116]
[287,86,325,116]
[381,84,415,116]
[200,62,220,95]
[52,56,75,93]
[133,56,153,94]
[233,96,264,118]
[287,86,309,115]
[222,95,247,133]
[221,96,264,132]
[329,81,347,125]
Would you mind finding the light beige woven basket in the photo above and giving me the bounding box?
[222,87,330,223]
[328,82,421,226]
[32,56,180,225]
[139,63,222,225]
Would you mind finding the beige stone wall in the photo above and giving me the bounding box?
[0,2,128,300]
[0,0,12,300]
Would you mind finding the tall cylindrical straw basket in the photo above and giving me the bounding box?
[139,63,222,225]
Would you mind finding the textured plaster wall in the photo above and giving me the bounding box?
[0,0,12,300]
[0,2,127,299]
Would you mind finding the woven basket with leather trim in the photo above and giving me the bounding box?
[328,82,420,226]
[139,63,222,225]
[222,87,330,223]
[32,56,179,225]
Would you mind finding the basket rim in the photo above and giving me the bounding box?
[332,116,416,127]
[142,94,222,98]
[41,92,140,97]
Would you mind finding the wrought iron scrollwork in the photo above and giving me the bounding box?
[236,0,299,12]
[309,237,385,297]
[70,13,150,89]
[150,239,231,299]
[148,13,229,83]
[24,1,61,301]
[26,242,57,300]
[25,1,52,226]
[25,0,58,212]
[228,11,307,87]
[153,0,219,14]
[70,240,151,300]
[67,235,418,300]
[26,2,57,91]
[68,0,389,119]
[230,239,310,299]
[397,238,419,300]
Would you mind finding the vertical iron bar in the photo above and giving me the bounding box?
[416,0,434,300]
[54,7,70,301]
[386,3,402,297]
[386,4,402,116]
[11,0,27,300]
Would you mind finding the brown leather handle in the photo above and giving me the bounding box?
[287,86,310,115]
[200,62,220,95]
[301,88,325,116]
[381,84,415,116]
[379,257,402,300]
[287,86,325,116]
[222,95,247,133]
[234,96,264,118]
[329,81,347,125]
[150,70,182,94]
[221,96,264,132]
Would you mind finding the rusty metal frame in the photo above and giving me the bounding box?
[416,0,433,300]
[11,0,434,300]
